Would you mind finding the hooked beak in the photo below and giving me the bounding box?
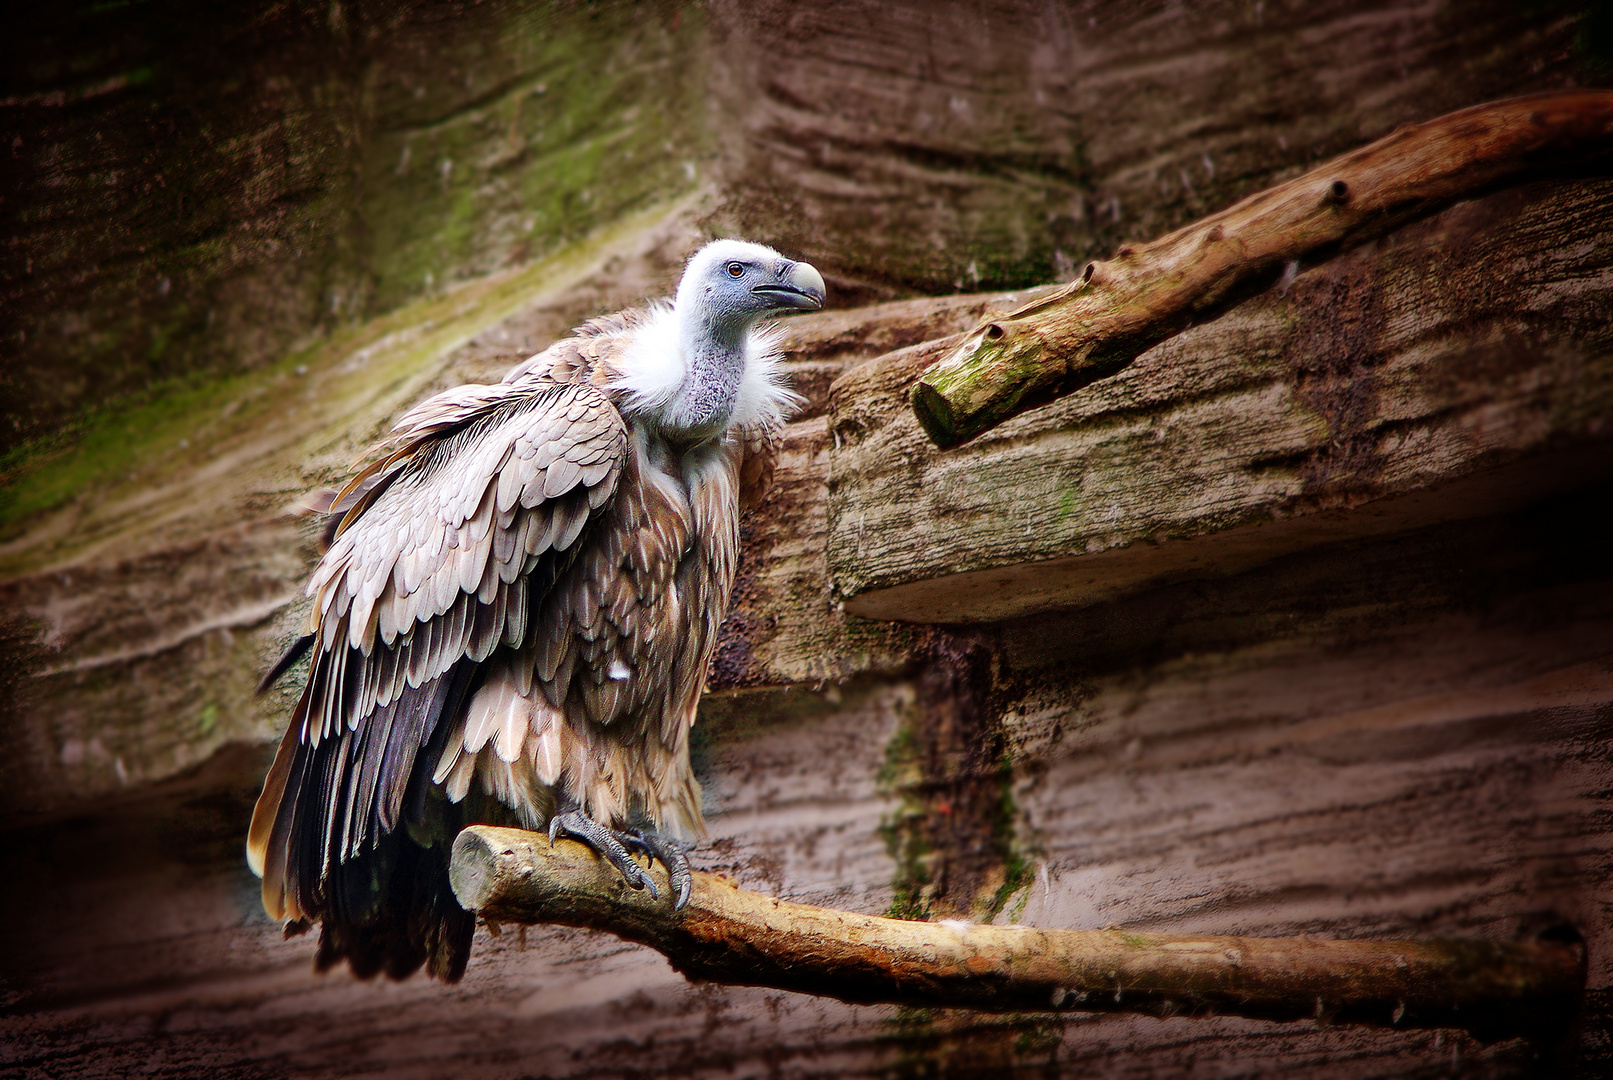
[753,260,826,312]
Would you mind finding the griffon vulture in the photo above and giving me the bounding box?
[247,239,823,980]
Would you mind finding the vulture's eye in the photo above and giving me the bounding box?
[726,262,744,278]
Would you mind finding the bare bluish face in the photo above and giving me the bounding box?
[647,238,825,440]
[676,239,826,342]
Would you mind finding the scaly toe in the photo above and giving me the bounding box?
[625,829,693,910]
[548,810,660,901]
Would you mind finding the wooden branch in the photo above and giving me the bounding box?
[450,825,1584,1037]
[910,90,1613,449]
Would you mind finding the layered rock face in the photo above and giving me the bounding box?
[4,3,1612,1077]
[4,0,1581,445]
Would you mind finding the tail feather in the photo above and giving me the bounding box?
[316,815,475,981]
[246,716,301,881]
[246,662,480,981]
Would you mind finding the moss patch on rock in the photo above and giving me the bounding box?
[3,0,707,454]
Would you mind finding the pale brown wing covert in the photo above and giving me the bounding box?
[248,374,628,924]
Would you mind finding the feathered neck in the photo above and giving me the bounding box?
[609,303,801,440]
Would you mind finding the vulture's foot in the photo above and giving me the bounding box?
[547,810,659,900]
[622,829,692,910]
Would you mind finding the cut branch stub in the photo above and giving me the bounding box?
[911,89,1613,449]
[450,825,1585,1036]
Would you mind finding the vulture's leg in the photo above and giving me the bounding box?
[622,829,692,910]
[547,809,659,900]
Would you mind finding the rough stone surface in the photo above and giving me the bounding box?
[4,3,1612,1077]
[0,202,716,817]
[2,0,710,451]
[3,0,1590,449]
[6,494,1610,1077]
[0,690,912,1078]
[709,0,1590,297]
[0,269,1013,818]
[6,187,1613,1080]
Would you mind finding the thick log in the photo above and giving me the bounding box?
[911,91,1613,449]
[450,824,1585,1037]
[828,177,1613,623]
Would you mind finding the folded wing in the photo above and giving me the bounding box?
[247,377,628,950]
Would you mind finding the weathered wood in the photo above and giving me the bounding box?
[450,824,1585,1036]
[911,91,1613,449]
[829,178,1613,623]
[712,289,1060,691]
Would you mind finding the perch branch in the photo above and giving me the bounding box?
[450,825,1584,1036]
[911,90,1613,448]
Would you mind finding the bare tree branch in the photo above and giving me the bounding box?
[910,90,1613,449]
[450,825,1584,1036]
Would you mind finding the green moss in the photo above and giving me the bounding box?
[1056,483,1082,524]
[0,199,685,577]
[878,709,935,922]
[976,751,1034,922]
[876,671,1040,926]
[1010,1018,1064,1056]
[362,1,708,313]
[986,849,1034,924]
[196,702,220,737]
[0,368,258,534]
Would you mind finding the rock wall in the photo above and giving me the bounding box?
[3,0,1591,448]
[709,0,1592,296]
[4,2,1612,1078]
[3,0,705,449]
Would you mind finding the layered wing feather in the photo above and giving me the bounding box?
[429,434,742,838]
[248,376,628,925]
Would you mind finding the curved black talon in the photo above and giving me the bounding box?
[547,809,659,901]
[624,829,693,911]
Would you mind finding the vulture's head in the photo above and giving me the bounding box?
[676,239,827,339]
[616,239,822,439]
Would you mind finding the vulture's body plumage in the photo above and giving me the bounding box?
[247,240,822,980]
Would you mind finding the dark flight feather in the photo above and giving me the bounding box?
[257,633,315,695]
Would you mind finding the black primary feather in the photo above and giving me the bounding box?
[258,633,315,695]
[272,663,481,980]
